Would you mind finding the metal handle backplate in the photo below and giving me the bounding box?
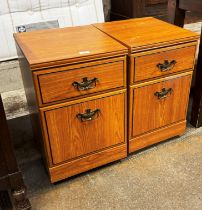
[157,60,177,72]
[77,108,100,122]
[154,88,173,100]
[72,77,98,91]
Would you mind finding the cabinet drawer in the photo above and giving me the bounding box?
[43,92,126,164]
[34,57,126,105]
[131,74,192,137]
[132,45,196,83]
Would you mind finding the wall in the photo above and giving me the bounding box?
[0,0,104,61]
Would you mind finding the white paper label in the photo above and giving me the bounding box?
[79,51,90,55]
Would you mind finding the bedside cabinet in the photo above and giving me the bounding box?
[14,26,128,183]
[94,17,199,153]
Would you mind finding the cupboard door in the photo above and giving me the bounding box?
[45,93,126,164]
[132,75,191,137]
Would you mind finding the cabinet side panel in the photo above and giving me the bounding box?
[15,43,51,168]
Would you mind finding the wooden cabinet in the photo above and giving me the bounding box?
[14,17,199,183]
[0,95,31,210]
[14,25,127,183]
[94,17,199,154]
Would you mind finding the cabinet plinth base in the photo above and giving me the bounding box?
[49,143,127,183]
[129,121,186,153]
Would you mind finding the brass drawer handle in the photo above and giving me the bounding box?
[157,60,177,72]
[154,88,173,100]
[72,77,99,91]
[77,108,100,122]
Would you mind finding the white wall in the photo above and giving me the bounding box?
[0,0,104,61]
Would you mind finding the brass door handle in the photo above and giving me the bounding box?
[154,88,173,100]
[72,77,99,91]
[77,108,100,122]
[157,60,177,72]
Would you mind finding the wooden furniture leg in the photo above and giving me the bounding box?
[168,0,186,27]
[111,0,146,20]
[0,95,31,210]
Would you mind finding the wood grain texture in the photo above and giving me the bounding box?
[111,0,146,19]
[179,0,202,13]
[14,25,127,69]
[168,0,186,27]
[15,17,198,182]
[93,17,199,53]
[45,92,126,164]
[146,0,167,5]
[40,89,126,111]
[39,89,126,169]
[50,143,127,183]
[129,42,197,84]
[35,57,126,105]
[131,74,192,137]
[167,0,202,128]
[133,45,196,82]
[132,71,192,88]
[129,120,186,153]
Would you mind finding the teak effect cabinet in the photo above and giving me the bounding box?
[14,25,128,183]
[94,17,199,153]
[14,18,199,183]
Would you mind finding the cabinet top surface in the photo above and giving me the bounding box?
[94,17,199,53]
[14,25,127,69]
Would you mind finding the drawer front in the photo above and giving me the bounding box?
[132,74,192,137]
[35,58,125,104]
[133,45,196,83]
[44,92,125,164]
